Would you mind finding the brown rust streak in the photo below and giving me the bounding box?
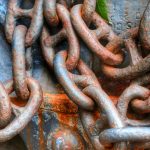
[38,110,46,150]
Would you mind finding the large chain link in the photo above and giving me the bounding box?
[0,0,150,149]
[0,77,43,142]
[0,0,44,143]
[41,3,80,71]
[5,0,43,47]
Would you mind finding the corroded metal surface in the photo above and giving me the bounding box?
[5,0,43,46]
[41,3,80,71]
[107,0,149,34]
[0,0,150,150]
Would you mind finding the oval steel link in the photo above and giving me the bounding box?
[44,0,59,26]
[0,82,11,128]
[0,77,43,142]
[5,0,43,47]
[71,4,123,66]
[102,28,150,80]
[41,4,80,71]
[54,51,127,149]
[12,25,30,101]
[54,51,94,111]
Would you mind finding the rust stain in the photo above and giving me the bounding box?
[11,97,26,107]
[41,93,78,113]
[10,92,122,113]
[26,123,32,150]
[57,113,79,129]
[11,93,78,113]
[38,110,46,150]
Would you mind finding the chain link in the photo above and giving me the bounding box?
[0,77,43,142]
[41,3,80,71]
[102,28,150,80]
[5,0,43,47]
[71,4,123,66]
[0,0,150,149]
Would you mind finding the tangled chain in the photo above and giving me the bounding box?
[0,0,150,149]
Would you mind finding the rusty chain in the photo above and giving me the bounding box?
[0,0,150,149]
[0,0,44,143]
[41,3,80,71]
[0,77,43,142]
[71,3,123,66]
[5,0,43,47]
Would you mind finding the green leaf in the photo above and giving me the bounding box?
[96,0,109,22]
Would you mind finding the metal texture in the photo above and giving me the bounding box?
[102,28,150,80]
[71,4,123,66]
[0,0,150,149]
[139,0,150,51]
[5,0,43,47]
[12,25,30,101]
[0,77,43,142]
[47,125,86,149]
[0,81,11,128]
[41,3,80,71]
[54,51,127,149]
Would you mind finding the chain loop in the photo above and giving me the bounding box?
[116,33,150,126]
[41,4,80,71]
[12,25,30,101]
[44,0,59,26]
[5,0,43,47]
[54,51,94,110]
[71,4,123,66]
[54,51,127,149]
[102,28,150,80]
[117,74,150,126]
[82,0,96,25]
[0,77,43,142]
[0,82,11,128]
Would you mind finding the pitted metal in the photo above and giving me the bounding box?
[0,77,43,142]
[102,28,150,80]
[71,4,124,66]
[54,51,127,149]
[5,0,43,47]
[0,82,11,128]
[0,0,150,149]
[12,25,30,101]
[41,4,80,71]
[44,0,59,26]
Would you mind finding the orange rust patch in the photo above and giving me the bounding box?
[41,93,78,113]
[38,110,46,150]
[11,97,26,107]
[11,93,78,114]
[57,113,79,128]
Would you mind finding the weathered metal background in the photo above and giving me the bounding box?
[0,0,149,149]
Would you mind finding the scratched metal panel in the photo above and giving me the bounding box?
[107,0,149,34]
